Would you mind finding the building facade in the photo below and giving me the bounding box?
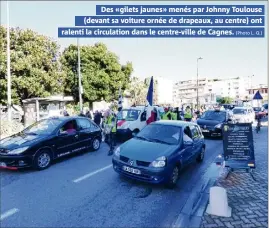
[153,76,174,105]
[173,76,252,106]
[173,78,216,107]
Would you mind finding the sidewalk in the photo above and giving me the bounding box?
[201,126,268,228]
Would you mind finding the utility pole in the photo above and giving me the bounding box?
[7,1,12,122]
[77,38,83,112]
[196,57,203,109]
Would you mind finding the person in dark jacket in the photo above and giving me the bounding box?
[94,111,102,126]
[85,110,92,119]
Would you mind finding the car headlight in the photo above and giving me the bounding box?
[215,124,222,128]
[151,156,166,168]
[8,146,29,155]
[114,147,120,157]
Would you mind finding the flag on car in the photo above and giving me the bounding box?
[146,76,155,125]
[118,87,123,112]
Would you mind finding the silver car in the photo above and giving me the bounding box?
[232,107,255,123]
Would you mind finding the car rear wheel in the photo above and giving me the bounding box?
[166,165,180,189]
[33,150,52,170]
[197,147,205,162]
[92,138,101,151]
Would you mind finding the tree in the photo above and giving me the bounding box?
[61,43,133,104]
[126,77,147,105]
[217,96,233,104]
[0,26,65,105]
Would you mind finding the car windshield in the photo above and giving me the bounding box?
[117,109,141,121]
[253,107,261,112]
[136,124,181,145]
[23,118,62,135]
[233,109,247,115]
[200,111,226,122]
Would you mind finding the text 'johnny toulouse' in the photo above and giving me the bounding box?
[100,6,264,15]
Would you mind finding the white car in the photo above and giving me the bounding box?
[232,107,255,123]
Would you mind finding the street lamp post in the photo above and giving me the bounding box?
[196,57,203,109]
[7,1,12,122]
[77,38,83,112]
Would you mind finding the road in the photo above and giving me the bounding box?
[1,138,222,227]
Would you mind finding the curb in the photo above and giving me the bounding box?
[172,164,224,228]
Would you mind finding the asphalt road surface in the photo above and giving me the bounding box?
[1,138,223,227]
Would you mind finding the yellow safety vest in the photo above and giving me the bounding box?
[105,115,117,133]
[184,109,192,119]
[162,111,173,120]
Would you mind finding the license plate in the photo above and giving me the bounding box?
[0,162,6,167]
[202,129,209,132]
[123,166,141,175]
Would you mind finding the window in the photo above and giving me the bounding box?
[137,124,182,145]
[91,122,101,131]
[184,126,192,139]
[141,111,146,121]
[59,120,78,134]
[77,118,92,130]
[195,126,203,136]
[190,126,199,138]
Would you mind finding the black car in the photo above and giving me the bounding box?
[0,117,102,170]
[196,110,232,137]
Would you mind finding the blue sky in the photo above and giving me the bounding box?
[1,1,267,84]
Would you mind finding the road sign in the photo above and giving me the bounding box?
[222,123,255,170]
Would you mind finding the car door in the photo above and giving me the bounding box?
[181,126,194,165]
[55,120,80,158]
[189,125,201,159]
[76,118,93,150]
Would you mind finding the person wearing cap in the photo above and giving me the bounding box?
[184,106,192,122]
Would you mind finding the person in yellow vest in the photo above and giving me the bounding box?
[107,111,117,156]
[184,106,192,122]
[171,108,178,120]
[162,108,173,120]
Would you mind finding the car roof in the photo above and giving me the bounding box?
[205,109,227,113]
[152,120,197,128]
[46,116,90,122]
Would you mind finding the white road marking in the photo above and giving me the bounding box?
[0,208,19,221]
[73,164,113,183]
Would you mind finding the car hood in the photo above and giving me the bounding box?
[197,119,222,127]
[233,114,246,118]
[120,138,178,162]
[0,133,47,150]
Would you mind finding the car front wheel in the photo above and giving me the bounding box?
[197,147,205,162]
[166,165,180,189]
[92,138,101,151]
[33,150,52,170]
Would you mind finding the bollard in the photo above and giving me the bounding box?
[206,186,232,217]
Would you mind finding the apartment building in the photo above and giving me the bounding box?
[173,78,215,106]
[173,76,251,106]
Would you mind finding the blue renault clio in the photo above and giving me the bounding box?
[112,120,206,188]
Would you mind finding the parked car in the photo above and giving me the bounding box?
[196,109,232,137]
[116,106,162,140]
[0,116,102,170]
[112,120,205,188]
[232,107,255,123]
[253,107,267,119]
